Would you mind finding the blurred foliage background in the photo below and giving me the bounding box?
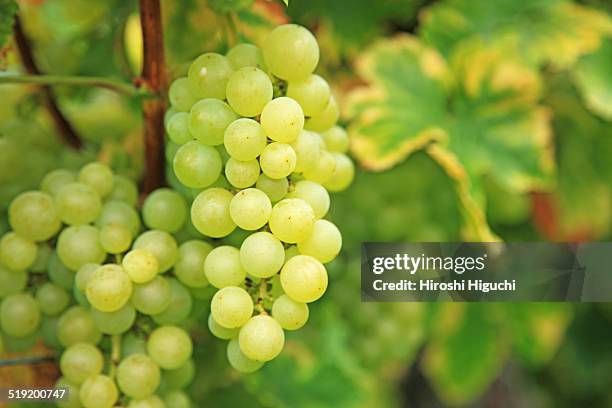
[1,0,612,406]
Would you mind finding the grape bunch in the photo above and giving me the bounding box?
[164,24,354,372]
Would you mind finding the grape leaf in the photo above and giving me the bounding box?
[574,37,612,120]
[419,0,612,68]
[0,0,17,49]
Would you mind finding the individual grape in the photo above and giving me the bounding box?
[96,200,141,236]
[166,112,193,145]
[210,286,253,328]
[55,377,81,408]
[208,313,239,340]
[287,74,330,117]
[255,174,288,202]
[169,77,197,112]
[48,251,75,290]
[305,96,339,132]
[152,278,192,325]
[189,99,238,145]
[133,230,179,273]
[225,158,260,189]
[226,67,273,117]
[297,219,342,263]
[322,126,349,153]
[131,276,171,315]
[147,325,193,370]
[303,149,336,184]
[290,130,321,173]
[272,294,309,330]
[57,226,106,271]
[187,53,234,99]
[60,342,104,385]
[0,231,37,271]
[30,243,52,273]
[40,316,61,349]
[57,305,102,347]
[99,224,132,254]
[40,169,76,196]
[122,248,159,283]
[127,396,165,408]
[287,180,330,219]
[143,188,188,233]
[161,358,195,390]
[223,118,267,161]
[280,255,328,303]
[75,263,100,292]
[269,198,315,243]
[2,330,38,352]
[91,304,136,335]
[55,182,102,225]
[78,162,114,198]
[190,188,236,238]
[9,191,61,241]
[263,24,319,81]
[227,337,263,373]
[117,354,161,399]
[0,264,27,298]
[121,332,148,358]
[239,231,284,278]
[173,141,222,188]
[324,153,355,192]
[226,43,265,69]
[204,246,246,288]
[35,282,70,316]
[260,97,304,143]
[163,390,192,408]
[238,315,284,361]
[173,240,212,288]
[107,175,139,207]
[0,293,40,337]
[79,374,118,408]
[259,142,297,179]
[86,264,133,312]
[229,188,272,230]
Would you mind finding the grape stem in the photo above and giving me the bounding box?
[0,74,149,97]
[0,355,56,366]
[109,334,122,378]
[255,278,269,314]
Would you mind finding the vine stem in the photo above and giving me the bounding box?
[0,74,146,96]
[0,355,56,367]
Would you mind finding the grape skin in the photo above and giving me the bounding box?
[79,374,118,408]
[173,240,212,288]
[0,231,37,271]
[287,180,330,219]
[268,198,315,244]
[147,325,193,370]
[280,255,328,303]
[297,219,342,263]
[60,342,104,385]
[86,264,133,312]
[0,293,41,337]
[187,53,234,99]
[122,248,159,283]
[259,142,297,180]
[239,231,285,278]
[9,191,61,242]
[229,188,272,231]
[227,337,263,373]
[117,354,161,399]
[272,294,309,330]
[238,315,285,362]
[226,67,273,117]
[260,97,304,143]
[204,246,247,288]
[210,286,253,329]
[263,24,319,81]
[223,118,268,161]
[191,188,236,238]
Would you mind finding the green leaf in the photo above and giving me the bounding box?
[0,0,17,49]
[208,0,254,14]
[574,37,612,120]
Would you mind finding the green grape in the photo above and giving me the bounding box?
[226,67,273,117]
[239,231,285,278]
[127,395,165,408]
[143,188,188,233]
[40,169,76,196]
[49,251,75,290]
[0,264,27,298]
[60,342,104,385]
[259,142,297,179]
[169,77,197,112]
[269,198,315,243]
[73,285,90,307]
[147,325,193,370]
[210,286,253,328]
[173,141,222,188]
[287,180,329,219]
[75,263,100,292]
[55,377,81,408]
[255,174,288,202]
[57,225,106,271]
[229,188,271,231]
[204,246,246,288]
[263,24,319,81]
[227,337,263,373]
[166,141,180,163]
[224,158,260,189]
[91,304,136,335]
[30,243,52,273]
[187,53,234,99]
[133,230,179,273]
[0,293,40,337]
[173,240,212,288]
[208,313,238,339]
[305,96,339,132]
[57,305,102,347]
[290,130,321,173]
[96,200,141,236]
[99,223,132,254]
[287,74,330,117]
[161,358,195,390]
[2,331,38,352]
[272,294,309,330]
[303,149,336,184]
[166,112,193,145]
[122,249,159,283]
[152,278,192,325]
[122,332,148,358]
[78,162,114,198]
[55,182,102,225]
[260,97,304,143]
[324,153,355,192]
[131,275,171,315]
[108,175,139,207]
[117,354,161,399]
[40,316,61,349]
[163,390,192,408]
[86,264,133,312]
[223,118,268,161]
[284,245,299,263]
[280,255,328,303]
[0,231,37,271]
[190,188,236,238]
[36,282,70,316]
[189,99,238,146]
[238,315,284,362]
[9,191,61,241]
[79,374,118,408]
[322,126,349,153]
[226,43,265,69]
[165,106,176,126]
[297,219,342,263]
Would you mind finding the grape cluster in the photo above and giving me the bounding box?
[165,24,354,372]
